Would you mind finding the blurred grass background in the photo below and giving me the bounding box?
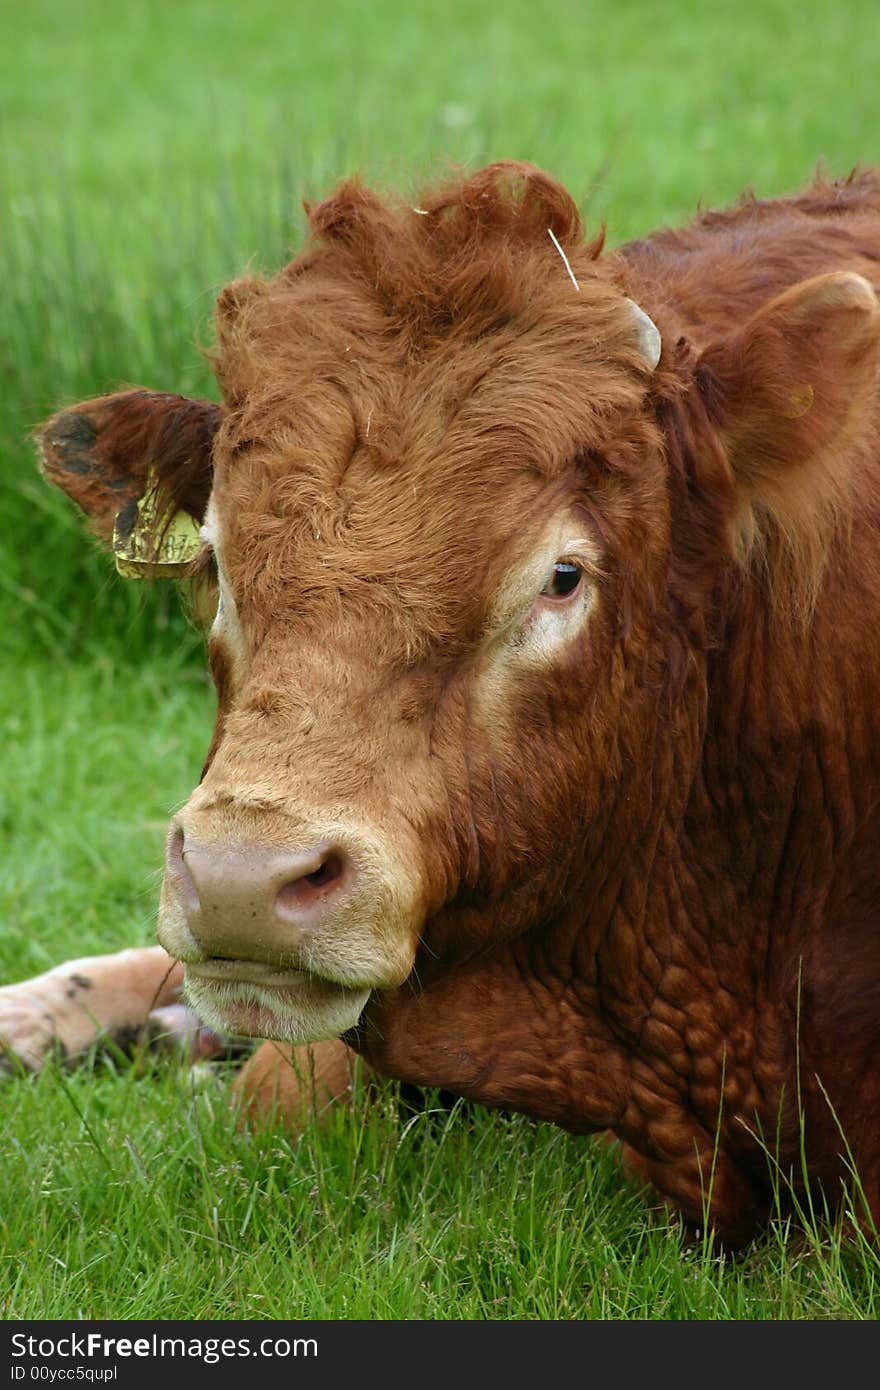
[1,0,879,1318]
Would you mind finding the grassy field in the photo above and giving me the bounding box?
[2,0,880,1320]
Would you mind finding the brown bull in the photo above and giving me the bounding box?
[4,163,880,1247]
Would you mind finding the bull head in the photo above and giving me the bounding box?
[36,164,880,1065]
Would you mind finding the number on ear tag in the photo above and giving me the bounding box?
[113,470,202,578]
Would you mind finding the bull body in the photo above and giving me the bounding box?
[13,164,880,1245]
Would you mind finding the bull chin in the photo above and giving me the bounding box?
[182,966,371,1044]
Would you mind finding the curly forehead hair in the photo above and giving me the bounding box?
[216,162,608,349]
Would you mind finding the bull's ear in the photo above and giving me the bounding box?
[36,388,221,555]
[695,272,880,534]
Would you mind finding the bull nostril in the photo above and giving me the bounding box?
[275,849,350,918]
[167,825,200,916]
[304,853,344,889]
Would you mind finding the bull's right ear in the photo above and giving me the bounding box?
[36,388,222,557]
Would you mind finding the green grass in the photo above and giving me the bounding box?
[2,0,880,1320]
[0,657,211,978]
[3,1015,879,1320]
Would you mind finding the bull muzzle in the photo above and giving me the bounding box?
[165,826,359,960]
[156,814,422,1044]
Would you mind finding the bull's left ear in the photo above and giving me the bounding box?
[695,272,880,520]
[36,388,221,563]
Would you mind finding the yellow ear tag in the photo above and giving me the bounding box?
[113,470,202,579]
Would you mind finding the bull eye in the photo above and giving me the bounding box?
[540,561,583,601]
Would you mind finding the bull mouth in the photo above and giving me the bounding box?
[186,958,313,989]
[183,958,371,1044]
